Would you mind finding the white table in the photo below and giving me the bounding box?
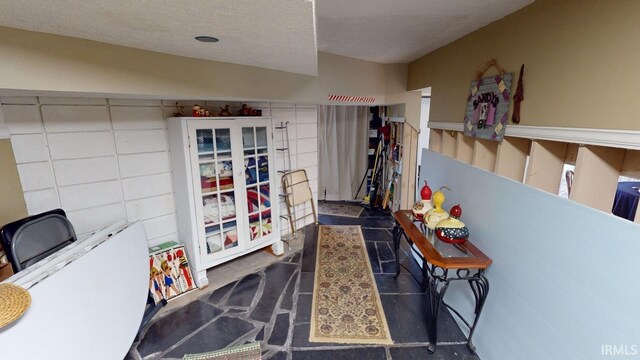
[0,221,149,360]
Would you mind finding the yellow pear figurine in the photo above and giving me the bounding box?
[424,187,450,230]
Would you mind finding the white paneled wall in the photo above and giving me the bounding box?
[1,97,318,245]
[1,97,175,243]
[271,104,319,235]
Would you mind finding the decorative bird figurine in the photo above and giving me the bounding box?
[424,186,450,230]
[218,105,231,117]
[412,180,433,220]
[435,204,469,244]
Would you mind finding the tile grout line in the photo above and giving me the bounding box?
[375,240,384,274]
[152,300,228,359]
[154,301,269,358]
[247,271,267,314]
[285,259,303,360]
[261,265,298,351]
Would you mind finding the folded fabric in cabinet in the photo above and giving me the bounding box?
[247,187,271,220]
[257,156,269,182]
[201,176,234,192]
[249,218,272,239]
[246,158,257,185]
[224,233,238,247]
[203,195,236,224]
[200,163,216,178]
[206,237,222,253]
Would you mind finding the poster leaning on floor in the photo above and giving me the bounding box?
[148,241,196,303]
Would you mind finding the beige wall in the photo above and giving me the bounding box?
[0,26,423,209]
[0,25,424,127]
[384,64,422,129]
[408,0,640,130]
[0,139,27,226]
[0,26,390,104]
[382,64,422,207]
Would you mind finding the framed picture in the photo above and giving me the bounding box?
[149,242,196,303]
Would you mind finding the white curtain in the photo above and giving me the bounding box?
[318,105,369,200]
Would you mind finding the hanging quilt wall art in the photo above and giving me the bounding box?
[463,59,512,142]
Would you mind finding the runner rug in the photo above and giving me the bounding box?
[317,202,364,218]
[310,225,392,344]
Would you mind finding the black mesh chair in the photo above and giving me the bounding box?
[0,208,76,273]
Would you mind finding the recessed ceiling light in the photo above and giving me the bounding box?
[195,36,219,43]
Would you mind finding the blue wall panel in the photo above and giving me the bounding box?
[420,150,640,359]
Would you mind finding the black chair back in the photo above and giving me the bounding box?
[0,209,76,273]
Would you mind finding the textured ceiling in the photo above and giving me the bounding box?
[0,0,534,75]
[0,0,318,75]
[316,0,533,64]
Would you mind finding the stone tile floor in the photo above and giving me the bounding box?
[127,203,481,360]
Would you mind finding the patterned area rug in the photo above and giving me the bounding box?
[317,202,364,218]
[310,225,392,344]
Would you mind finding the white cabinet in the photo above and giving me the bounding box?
[168,117,281,287]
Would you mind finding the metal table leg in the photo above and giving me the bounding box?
[424,265,450,354]
[466,271,490,354]
[392,219,490,355]
[421,258,430,291]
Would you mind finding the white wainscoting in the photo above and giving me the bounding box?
[420,150,640,360]
[1,97,318,243]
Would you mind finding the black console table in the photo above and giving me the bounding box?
[392,210,492,354]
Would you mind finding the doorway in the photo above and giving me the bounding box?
[317,105,370,201]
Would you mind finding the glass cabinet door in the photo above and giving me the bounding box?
[194,126,240,257]
[242,126,273,242]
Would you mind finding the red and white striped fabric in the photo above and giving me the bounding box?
[328,95,376,103]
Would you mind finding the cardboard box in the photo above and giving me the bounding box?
[0,262,14,282]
